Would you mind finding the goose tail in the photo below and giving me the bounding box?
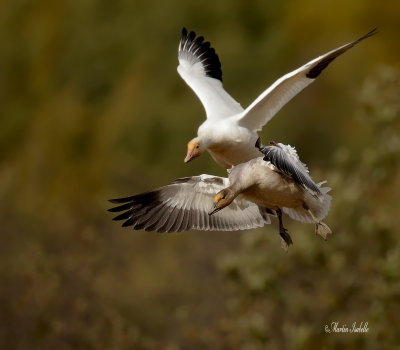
[283,182,332,223]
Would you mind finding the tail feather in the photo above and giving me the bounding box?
[283,183,332,223]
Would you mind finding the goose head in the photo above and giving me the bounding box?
[209,188,235,215]
[184,137,204,163]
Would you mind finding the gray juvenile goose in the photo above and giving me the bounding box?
[209,139,332,250]
[109,140,331,250]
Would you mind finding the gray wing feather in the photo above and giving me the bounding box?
[258,142,321,195]
[108,175,270,232]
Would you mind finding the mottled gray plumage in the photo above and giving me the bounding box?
[109,175,271,233]
[256,140,321,195]
[109,141,333,250]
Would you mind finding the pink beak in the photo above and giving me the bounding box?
[184,151,194,163]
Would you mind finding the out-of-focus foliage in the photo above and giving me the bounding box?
[217,66,400,349]
[0,0,399,349]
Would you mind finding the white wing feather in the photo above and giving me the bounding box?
[177,65,243,120]
[237,28,377,132]
[177,28,243,120]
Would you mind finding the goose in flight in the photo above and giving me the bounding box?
[109,140,331,250]
[178,27,377,168]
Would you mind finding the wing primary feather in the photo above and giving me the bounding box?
[108,202,133,213]
[178,28,222,81]
[237,28,377,132]
[142,203,174,232]
[132,203,164,230]
[179,209,190,232]
[306,28,378,79]
[261,144,322,195]
[109,175,272,232]
[154,205,176,232]
[162,206,179,233]
[112,211,132,221]
[109,196,135,204]
[143,205,169,232]
[169,207,185,233]
[122,218,134,227]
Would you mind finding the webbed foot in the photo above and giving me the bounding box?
[315,221,332,240]
[277,208,293,252]
[279,227,293,252]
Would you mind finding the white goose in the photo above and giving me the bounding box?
[109,140,331,250]
[179,28,377,168]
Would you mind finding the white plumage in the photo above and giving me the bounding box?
[178,28,377,168]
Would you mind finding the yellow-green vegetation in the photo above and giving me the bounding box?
[0,1,399,349]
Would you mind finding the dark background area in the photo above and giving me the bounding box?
[1,0,399,348]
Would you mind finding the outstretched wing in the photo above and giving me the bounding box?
[108,174,270,232]
[258,142,321,195]
[237,28,377,132]
[177,28,243,120]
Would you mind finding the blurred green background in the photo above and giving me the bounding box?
[1,0,399,349]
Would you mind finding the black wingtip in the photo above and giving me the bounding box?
[364,27,378,39]
[351,27,378,46]
[180,28,189,47]
[108,196,134,214]
[178,28,223,82]
[108,202,133,213]
[108,196,135,204]
[112,211,132,221]
[306,27,378,79]
[122,218,134,227]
